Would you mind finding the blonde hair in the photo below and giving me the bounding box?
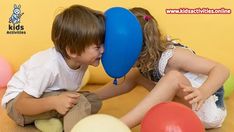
[130,7,172,73]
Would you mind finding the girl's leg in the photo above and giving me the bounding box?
[120,70,191,128]
[136,70,190,107]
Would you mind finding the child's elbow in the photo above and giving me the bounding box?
[219,63,230,79]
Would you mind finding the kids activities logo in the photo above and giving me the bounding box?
[7,4,26,34]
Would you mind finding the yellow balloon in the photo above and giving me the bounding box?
[71,114,131,132]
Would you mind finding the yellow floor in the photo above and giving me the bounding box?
[0,85,233,132]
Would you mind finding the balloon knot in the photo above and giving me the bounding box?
[113,78,118,85]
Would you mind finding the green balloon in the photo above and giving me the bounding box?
[224,74,234,98]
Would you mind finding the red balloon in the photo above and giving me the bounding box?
[141,102,205,132]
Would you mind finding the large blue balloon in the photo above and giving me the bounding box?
[101,7,143,82]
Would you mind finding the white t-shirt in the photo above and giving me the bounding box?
[1,47,88,108]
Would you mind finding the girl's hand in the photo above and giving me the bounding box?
[179,84,206,111]
[52,92,80,115]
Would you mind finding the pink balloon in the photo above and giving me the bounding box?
[141,102,205,132]
[0,56,13,88]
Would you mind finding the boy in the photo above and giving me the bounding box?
[1,5,105,132]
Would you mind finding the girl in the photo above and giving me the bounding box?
[94,7,229,129]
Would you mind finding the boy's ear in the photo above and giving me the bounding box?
[66,47,77,58]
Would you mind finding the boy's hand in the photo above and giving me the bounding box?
[179,84,206,111]
[53,92,80,115]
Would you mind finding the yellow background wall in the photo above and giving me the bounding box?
[0,0,234,76]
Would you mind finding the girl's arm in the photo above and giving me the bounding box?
[167,47,230,99]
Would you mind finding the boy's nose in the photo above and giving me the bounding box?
[100,45,104,54]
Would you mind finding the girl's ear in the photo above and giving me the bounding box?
[14,4,17,8]
[66,46,77,58]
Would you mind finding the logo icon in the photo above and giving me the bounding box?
[9,4,24,24]
[7,4,26,34]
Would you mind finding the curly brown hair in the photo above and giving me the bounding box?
[130,7,172,73]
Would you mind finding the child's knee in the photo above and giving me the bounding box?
[164,70,182,86]
[85,93,102,114]
[166,70,190,86]
[77,92,102,114]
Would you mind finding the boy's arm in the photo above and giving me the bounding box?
[94,68,156,100]
[94,68,140,100]
[94,80,132,100]
[14,91,80,116]
[14,91,55,116]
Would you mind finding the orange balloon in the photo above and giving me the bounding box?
[0,56,13,88]
[141,102,205,132]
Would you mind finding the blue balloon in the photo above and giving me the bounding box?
[101,7,143,82]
